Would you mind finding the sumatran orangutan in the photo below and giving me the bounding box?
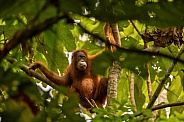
[29,50,108,109]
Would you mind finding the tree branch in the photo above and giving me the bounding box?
[0,14,65,61]
[135,101,184,117]
[129,20,142,37]
[7,58,67,95]
[146,63,152,101]
[130,71,136,111]
[110,23,121,47]
[152,102,184,111]
[107,61,121,105]
[146,45,184,109]
[75,17,184,64]
[143,32,153,102]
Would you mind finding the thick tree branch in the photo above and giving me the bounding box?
[76,18,184,64]
[146,45,184,109]
[24,68,67,96]
[22,66,56,87]
[0,14,65,61]
[7,58,67,95]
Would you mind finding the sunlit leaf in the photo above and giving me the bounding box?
[122,37,139,49]
[134,74,145,111]
[118,69,129,102]
[58,20,76,51]
[167,75,183,103]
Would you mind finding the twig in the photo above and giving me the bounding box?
[146,45,184,109]
[91,99,98,108]
[0,87,5,101]
[129,20,142,37]
[85,97,94,108]
[152,102,184,111]
[2,30,7,45]
[28,39,34,65]
[135,101,184,117]
[146,63,152,101]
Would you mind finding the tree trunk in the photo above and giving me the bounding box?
[107,23,122,106]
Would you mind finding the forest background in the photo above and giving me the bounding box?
[1,0,184,121]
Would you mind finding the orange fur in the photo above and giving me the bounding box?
[30,50,108,109]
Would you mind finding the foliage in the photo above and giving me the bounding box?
[0,0,184,121]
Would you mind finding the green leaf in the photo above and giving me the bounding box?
[118,69,129,102]
[167,75,183,103]
[58,20,76,51]
[134,74,145,111]
[81,41,103,52]
[71,25,84,42]
[120,51,152,78]
[61,94,85,122]
[37,27,69,73]
[142,109,153,118]
[174,111,184,120]
[91,51,114,76]
[1,100,34,122]
[122,37,138,49]
[180,72,184,90]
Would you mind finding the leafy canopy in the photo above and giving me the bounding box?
[0,0,184,121]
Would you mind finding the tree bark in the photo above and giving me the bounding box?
[107,23,122,106]
[107,61,121,105]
